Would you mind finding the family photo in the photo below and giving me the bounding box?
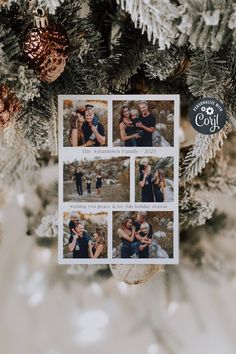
[135,156,174,203]
[112,211,174,259]
[113,100,174,147]
[63,99,108,147]
[63,211,108,259]
[63,156,130,202]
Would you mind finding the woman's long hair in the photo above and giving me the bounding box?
[120,216,133,230]
[119,105,130,124]
[154,169,166,187]
[95,227,106,256]
[69,110,84,145]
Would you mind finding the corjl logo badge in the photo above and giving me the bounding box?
[189,97,227,135]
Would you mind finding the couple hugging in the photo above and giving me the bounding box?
[119,100,156,147]
[68,214,106,259]
[118,212,153,258]
[69,104,106,147]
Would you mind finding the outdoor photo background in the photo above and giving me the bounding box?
[63,211,108,258]
[63,100,108,147]
[63,156,130,202]
[112,100,174,147]
[112,211,174,258]
[135,156,174,202]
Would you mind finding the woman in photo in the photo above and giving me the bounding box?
[152,169,166,202]
[89,227,106,259]
[69,109,85,147]
[119,105,141,147]
[118,216,136,258]
[95,171,103,198]
[139,165,154,202]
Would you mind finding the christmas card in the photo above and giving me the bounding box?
[58,95,179,264]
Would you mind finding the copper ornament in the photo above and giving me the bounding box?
[0,98,4,113]
[22,7,69,83]
[0,85,22,128]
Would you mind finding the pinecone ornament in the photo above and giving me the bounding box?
[0,85,22,128]
[22,6,69,83]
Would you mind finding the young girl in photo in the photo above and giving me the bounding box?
[86,176,92,194]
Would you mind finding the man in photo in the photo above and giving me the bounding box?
[72,166,84,196]
[68,222,91,258]
[82,106,106,146]
[134,212,153,258]
[136,101,156,147]
[139,164,154,202]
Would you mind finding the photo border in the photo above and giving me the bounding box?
[58,94,179,265]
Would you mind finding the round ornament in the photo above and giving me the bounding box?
[22,6,69,83]
[110,264,162,285]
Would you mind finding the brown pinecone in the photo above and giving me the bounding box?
[22,23,69,83]
[0,85,22,128]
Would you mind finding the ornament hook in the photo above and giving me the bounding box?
[33,6,48,29]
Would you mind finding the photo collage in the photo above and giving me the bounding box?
[58,95,179,264]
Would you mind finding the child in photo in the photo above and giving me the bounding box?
[129,108,143,146]
[86,176,92,194]
[82,105,105,147]
[85,104,100,142]
[69,214,79,237]
[139,157,150,175]
[131,222,152,257]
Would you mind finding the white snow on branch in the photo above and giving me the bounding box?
[117,0,236,50]
[117,0,179,48]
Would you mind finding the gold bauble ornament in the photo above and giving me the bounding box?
[110,264,163,285]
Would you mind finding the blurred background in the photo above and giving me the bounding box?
[0,126,236,354]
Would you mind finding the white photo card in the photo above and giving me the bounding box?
[58,95,179,264]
